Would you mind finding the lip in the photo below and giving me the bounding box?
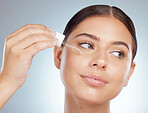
[80,74,108,87]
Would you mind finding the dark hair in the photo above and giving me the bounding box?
[63,5,137,61]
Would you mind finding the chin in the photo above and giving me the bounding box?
[76,92,109,105]
[70,84,110,105]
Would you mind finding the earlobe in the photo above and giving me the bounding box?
[54,46,62,69]
[124,62,136,87]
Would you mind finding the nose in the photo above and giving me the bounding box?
[89,51,107,71]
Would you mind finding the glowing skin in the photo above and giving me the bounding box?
[54,16,135,113]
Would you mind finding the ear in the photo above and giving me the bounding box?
[124,62,136,87]
[54,46,63,69]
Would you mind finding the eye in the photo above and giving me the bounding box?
[111,51,125,58]
[79,42,94,49]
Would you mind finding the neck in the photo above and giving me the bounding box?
[64,90,110,113]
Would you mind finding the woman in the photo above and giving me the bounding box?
[0,5,137,113]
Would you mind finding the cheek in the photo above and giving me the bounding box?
[113,62,130,80]
[60,48,88,88]
[60,49,86,73]
[107,59,131,95]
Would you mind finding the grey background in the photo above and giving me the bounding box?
[0,0,148,113]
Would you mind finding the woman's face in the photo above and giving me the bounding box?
[54,16,135,104]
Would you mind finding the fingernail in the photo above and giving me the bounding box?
[50,31,56,37]
[52,38,58,44]
[53,38,58,41]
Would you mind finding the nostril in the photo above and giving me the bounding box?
[93,64,106,69]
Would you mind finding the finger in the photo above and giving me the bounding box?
[24,39,58,58]
[6,28,56,49]
[8,26,51,42]
[7,24,47,40]
[14,34,57,50]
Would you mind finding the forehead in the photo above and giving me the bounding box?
[67,16,133,49]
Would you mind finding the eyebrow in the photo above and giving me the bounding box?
[73,33,100,42]
[73,33,129,50]
[111,41,129,50]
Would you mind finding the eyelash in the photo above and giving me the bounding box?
[78,42,94,49]
[78,41,126,59]
[110,50,125,59]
